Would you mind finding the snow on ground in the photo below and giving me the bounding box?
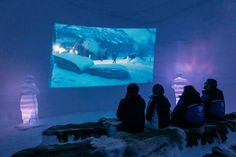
[1,111,236,157]
[51,58,153,87]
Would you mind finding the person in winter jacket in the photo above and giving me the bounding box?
[201,78,225,120]
[116,83,146,133]
[146,84,171,129]
[171,85,204,128]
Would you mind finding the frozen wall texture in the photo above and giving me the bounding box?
[0,0,235,127]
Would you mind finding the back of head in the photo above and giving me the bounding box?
[127,83,139,95]
[183,85,198,96]
[205,78,217,89]
[152,84,164,95]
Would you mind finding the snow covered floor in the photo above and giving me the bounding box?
[0,111,236,157]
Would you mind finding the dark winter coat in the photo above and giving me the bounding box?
[116,94,146,133]
[201,88,225,120]
[146,95,171,129]
[171,92,202,127]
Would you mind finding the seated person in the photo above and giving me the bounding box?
[146,84,171,129]
[171,85,204,128]
[201,78,225,120]
[116,83,146,133]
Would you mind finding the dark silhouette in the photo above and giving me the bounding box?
[171,85,204,128]
[116,83,146,133]
[112,53,117,63]
[127,53,137,62]
[201,79,225,120]
[146,84,171,129]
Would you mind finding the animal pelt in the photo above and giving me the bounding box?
[185,113,236,147]
[12,127,185,157]
[203,145,236,157]
[42,122,107,143]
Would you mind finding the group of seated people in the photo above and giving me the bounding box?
[116,79,225,133]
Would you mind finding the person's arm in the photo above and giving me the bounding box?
[172,98,184,117]
[146,99,155,122]
[201,90,208,102]
[220,90,225,101]
[116,99,125,121]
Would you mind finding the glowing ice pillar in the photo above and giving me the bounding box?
[20,75,39,126]
[172,74,188,105]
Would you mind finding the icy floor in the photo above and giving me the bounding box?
[0,111,235,157]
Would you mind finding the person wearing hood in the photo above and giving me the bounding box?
[146,84,171,129]
[116,83,146,133]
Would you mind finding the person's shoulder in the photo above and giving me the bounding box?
[119,97,127,103]
[162,95,169,100]
[163,96,171,104]
[137,95,146,103]
[137,94,143,98]
[216,88,223,93]
[216,88,224,98]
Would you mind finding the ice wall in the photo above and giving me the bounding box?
[0,0,235,127]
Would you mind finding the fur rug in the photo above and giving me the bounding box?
[11,113,236,157]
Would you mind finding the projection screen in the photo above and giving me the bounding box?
[50,23,157,88]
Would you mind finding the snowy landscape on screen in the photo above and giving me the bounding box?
[50,24,156,88]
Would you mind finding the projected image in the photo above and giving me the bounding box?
[50,23,156,87]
